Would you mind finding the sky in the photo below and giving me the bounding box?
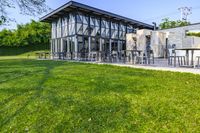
[1,0,200,30]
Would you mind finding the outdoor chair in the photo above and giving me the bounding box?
[78,49,89,61]
[88,51,99,61]
[143,50,154,64]
[101,51,111,62]
[168,49,186,67]
[111,51,119,63]
[195,56,200,68]
[52,52,59,60]
[35,53,41,59]
[125,51,132,64]
[57,52,65,60]
[118,51,126,63]
[131,50,143,64]
[65,52,72,60]
[135,51,143,64]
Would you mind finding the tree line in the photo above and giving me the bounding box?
[0,20,51,47]
[159,18,190,29]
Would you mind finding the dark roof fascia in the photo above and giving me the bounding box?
[40,1,153,29]
[40,1,73,22]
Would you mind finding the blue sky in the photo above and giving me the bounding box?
[1,0,200,30]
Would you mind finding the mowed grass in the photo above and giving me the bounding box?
[0,59,200,132]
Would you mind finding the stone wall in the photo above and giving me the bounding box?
[126,23,200,58]
[159,23,200,48]
[126,30,166,57]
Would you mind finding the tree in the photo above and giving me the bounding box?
[0,20,51,47]
[159,18,190,29]
[187,32,200,37]
[0,0,50,25]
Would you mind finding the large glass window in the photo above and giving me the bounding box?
[69,13,75,35]
[56,19,62,38]
[67,37,75,52]
[91,37,100,51]
[51,39,56,52]
[101,19,110,38]
[119,23,126,40]
[102,39,110,52]
[111,40,118,51]
[119,41,126,51]
[76,12,89,35]
[111,21,119,39]
[127,25,135,33]
[52,22,57,39]
[57,39,61,52]
[77,36,89,53]
[78,36,84,52]
[62,16,68,37]
[90,16,100,37]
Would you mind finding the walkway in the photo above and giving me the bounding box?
[84,58,200,75]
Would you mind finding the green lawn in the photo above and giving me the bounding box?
[0,59,200,132]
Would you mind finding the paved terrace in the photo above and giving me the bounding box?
[80,58,200,75]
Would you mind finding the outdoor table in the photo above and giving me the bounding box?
[44,52,50,59]
[35,52,50,59]
[175,48,200,68]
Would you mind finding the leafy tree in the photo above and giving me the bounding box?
[0,20,50,47]
[187,32,200,37]
[0,0,50,25]
[159,18,190,29]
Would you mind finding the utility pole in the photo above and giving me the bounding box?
[178,7,192,21]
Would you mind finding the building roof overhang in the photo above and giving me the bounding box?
[40,1,154,29]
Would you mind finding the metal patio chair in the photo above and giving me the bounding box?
[89,51,99,61]
[111,51,119,63]
[168,49,186,67]
[143,50,154,64]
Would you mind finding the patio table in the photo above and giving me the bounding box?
[175,48,200,68]
[36,52,50,59]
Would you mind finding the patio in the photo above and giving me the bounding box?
[36,51,200,75]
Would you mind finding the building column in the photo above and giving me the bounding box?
[54,39,58,58]
[89,36,91,53]
[109,39,112,53]
[99,38,102,51]
[50,40,53,59]
[61,38,63,52]
[75,35,78,60]
[118,40,120,52]
[99,38,102,62]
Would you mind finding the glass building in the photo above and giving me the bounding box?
[40,1,153,60]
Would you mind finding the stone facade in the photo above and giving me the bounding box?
[126,30,166,57]
[159,23,200,48]
[126,23,200,58]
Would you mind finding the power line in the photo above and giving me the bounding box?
[178,7,192,21]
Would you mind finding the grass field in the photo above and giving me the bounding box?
[0,44,49,56]
[0,58,200,132]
